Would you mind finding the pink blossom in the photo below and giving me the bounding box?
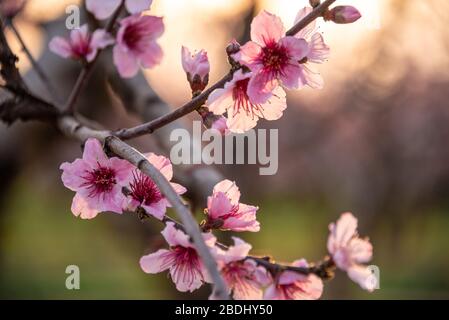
[327,212,375,291]
[181,46,210,92]
[328,6,362,24]
[113,14,164,78]
[127,153,186,220]
[49,24,114,63]
[140,222,216,292]
[0,0,25,18]
[86,0,153,20]
[293,7,330,89]
[207,70,287,133]
[210,116,229,135]
[264,259,323,300]
[232,10,309,104]
[214,237,269,300]
[60,138,134,219]
[204,180,259,232]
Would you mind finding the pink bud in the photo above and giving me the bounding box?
[329,6,361,24]
[181,46,210,93]
[0,0,26,18]
[200,110,229,136]
[211,116,229,135]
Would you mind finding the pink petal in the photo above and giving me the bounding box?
[161,222,192,248]
[307,33,330,63]
[141,199,168,220]
[83,138,108,168]
[259,86,287,121]
[146,153,173,181]
[207,87,234,116]
[280,36,308,61]
[138,41,163,68]
[223,204,260,232]
[71,193,99,219]
[207,192,233,219]
[294,7,315,40]
[170,264,204,292]
[279,63,306,90]
[226,107,259,133]
[212,179,241,204]
[108,157,134,185]
[247,69,278,104]
[70,25,89,48]
[49,37,72,59]
[113,45,140,78]
[60,159,90,191]
[251,10,285,45]
[347,265,377,292]
[170,182,187,195]
[86,0,121,20]
[348,238,373,264]
[125,0,153,14]
[221,237,252,263]
[302,64,324,89]
[328,212,358,253]
[233,41,262,69]
[138,15,165,40]
[140,249,173,273]
[90,29,115,50]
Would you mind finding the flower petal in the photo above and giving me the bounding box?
[213,179,241,204]
[49,37,72,59]
[86,0,121,20]
[140,249,173,273]
[113,44,140,78]
[125,0,153,14]
[251,10,285,45]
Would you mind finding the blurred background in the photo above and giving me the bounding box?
[1,0,449,299]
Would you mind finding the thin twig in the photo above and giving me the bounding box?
[114,0,336,140]
[7,19,62,103]
[63,1,124,114]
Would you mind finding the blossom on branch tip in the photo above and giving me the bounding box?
[214,237,269,300]
[293,7,330,89]
[60,138,134,219]
[113,14,164,78]
[327,212,375,291]
[86,0,153,20]
[327,6,362,24]
[264,259,323,300]
[127,153,186,220]
[207,70,287,133]
[140,222,216,292]
[49,25,114,63]
[181,46,210,93]
[204,179,260,232]
[232,10,309,104]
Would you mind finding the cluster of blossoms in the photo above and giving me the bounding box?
[53,1,372,300]
[61,138,375,299]
[50,0,163,78]
[181,6,360,134]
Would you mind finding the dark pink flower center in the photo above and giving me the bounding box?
[72,36,92,59]
[168,246,204,286]
[81,164,117,198]
[221,261,260,299]
[260,42,290,75]
[123,22,151,53]
[232,78,263,117]
[129,171,163,206]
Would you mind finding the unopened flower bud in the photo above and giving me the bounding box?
[181,46,210,94]
[199,108,229,136]
[328,6,361,24]
[309,0,320,8]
